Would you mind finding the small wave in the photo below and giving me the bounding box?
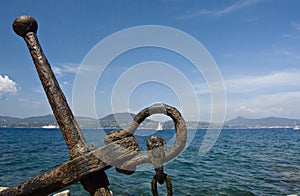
[218,187,256,196]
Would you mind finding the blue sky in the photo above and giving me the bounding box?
[0,0,300,122]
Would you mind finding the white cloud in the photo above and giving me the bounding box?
[225,70,300,119]
[225,70,300,93]
[0,75,17,98]
[178,0,263,19]
[53,63,80,77]
[53,66,63,77]
[53,63,99,78]
[194,70,300,119]
[215,0,262,16]
[228,91,300,119]
[195,70,300,94]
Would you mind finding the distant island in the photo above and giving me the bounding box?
[0,113,299,129]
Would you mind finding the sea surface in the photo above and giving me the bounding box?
[0,128,299,195]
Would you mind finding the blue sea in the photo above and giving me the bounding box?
[0,128,299,195]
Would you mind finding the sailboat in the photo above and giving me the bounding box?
[293,121,300,130]
[293,126,300,130]
[156,122,163,130]
[42,123,57,129]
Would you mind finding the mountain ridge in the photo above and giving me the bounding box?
[225,116,300,127]
[0,113,299,128]
[0,113,158,129]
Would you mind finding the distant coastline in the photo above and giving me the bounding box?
[0,113,299,130]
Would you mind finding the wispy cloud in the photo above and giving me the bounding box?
[281,23,300,40]
[228,91,300,119]
[215,0,262,16]
[225,70,300,93]
[0,75,17,98]
[53,62,99,78]
[195,70,300,94]
[282,34,299,39]
[178,0,263,19]
[194,70,300,119]
[53,63,80,77]
[291,22,300,31]
[280,50,295,56]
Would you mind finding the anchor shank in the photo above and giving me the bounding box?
[13,15,111,195]
[24,32,87,158]
[13,15,87,159]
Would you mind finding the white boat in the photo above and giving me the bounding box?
[156,122,163,130]
[293,126,300,130]
[42,124,57,129]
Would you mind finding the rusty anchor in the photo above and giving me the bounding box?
[0,15,187,196]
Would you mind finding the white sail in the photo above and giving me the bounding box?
[156,122,163,130]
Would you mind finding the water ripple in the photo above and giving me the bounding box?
[0,128,299,195]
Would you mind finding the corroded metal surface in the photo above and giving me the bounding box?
[118,103,187,171]
[12,15,111,196]
[147,136,166,184]
[0,103,186,195]
[13,15,37,37]
[147,136,173,195]
[104,130,140,175]
[151,174,172,196]
[4,15,188,196]
[0,135,138,195]
[13,15,87,159]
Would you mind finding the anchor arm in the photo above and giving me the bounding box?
[0,135,139,196]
